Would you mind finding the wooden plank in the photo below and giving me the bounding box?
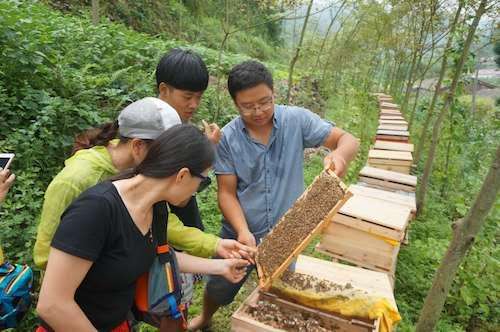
[318,222,401,271]
[380,109,401,115]
[294,255,396,308]
[378,124,408,131]
[337,194,411,232]
[375,135,409,143]
[332,213,405,242]
[359,176,416,192]
[379,102,399,109]
[368,158,412,166]
[359,166,417,186]
[376,129,410,137]
[367,163,411,174]
[348,184,416,214]
[380,115,405,120]
[374,140,414,152]
[368,149,413,161]
[379,119,408,125]
[256,170,352,291]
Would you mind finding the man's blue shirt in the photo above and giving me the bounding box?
[214,105,334,240]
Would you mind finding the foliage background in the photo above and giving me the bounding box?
[0,1,498,331]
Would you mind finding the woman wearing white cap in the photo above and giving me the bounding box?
[36,122,248,332]
[34,98,253,272]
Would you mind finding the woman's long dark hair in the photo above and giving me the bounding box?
[114,124,214,181]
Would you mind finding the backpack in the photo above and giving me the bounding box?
[0,262,33,329]
[134,201,185,328]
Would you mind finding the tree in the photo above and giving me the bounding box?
[91,0,99,25]
[415,145,500,331]
[414,1,464,163]
[287,0,314,102]
[417,0,488,213]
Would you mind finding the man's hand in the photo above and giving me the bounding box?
[323,153,347,177]
[202,120,222,145]
[216,239,256,264]
[0,168,15,204]
[237,229,257,249]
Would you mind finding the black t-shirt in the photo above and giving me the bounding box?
[50,181,155,331]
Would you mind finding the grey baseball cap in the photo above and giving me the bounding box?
[118,97,181,139]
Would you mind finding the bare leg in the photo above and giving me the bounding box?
[188,289,220,331]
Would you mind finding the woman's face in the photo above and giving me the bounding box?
[167,167,210,205]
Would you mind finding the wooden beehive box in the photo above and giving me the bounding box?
[379,102,399,110]
[374,140,414,153]
[348,184,416,217]
[378,124,408,131]
[255,170,351,291]
[379,119,408,126]
[380,109,401,115]
[317,194,411,278]
[232,255,397,332]
[376,129,410,143]
[368,149,413,174]
[380,115,405,121]
[359,166,417,192]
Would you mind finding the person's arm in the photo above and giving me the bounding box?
[322,127,360,177]
[167,213,255,262]
[175,252,248,283]
[34,180,82,269]
[217,174,256,248]
[37,248,97,332]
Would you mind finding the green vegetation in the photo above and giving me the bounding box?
[1,0,498,331]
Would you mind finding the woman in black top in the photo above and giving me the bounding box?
[37,124,249,331]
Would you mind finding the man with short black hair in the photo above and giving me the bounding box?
[155,48,221,232]
[190,60,359,330]
[156,48,221,144]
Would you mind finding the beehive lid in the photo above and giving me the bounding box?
[369,149,413,161]
[374,140,414,152]
[348,184,416,213]
[359,166,417,186]
[380,114,405,121]
[378,124,408,131]
[338,194,411,231]
[379,119,408,125]
[376,129,410,137]
[380,109,401,114]
[380,102,399,108]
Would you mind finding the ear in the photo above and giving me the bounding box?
[131,139,147,157]
[158,82,171,98]
[175,167,191,184]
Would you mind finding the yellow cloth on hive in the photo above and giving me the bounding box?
[272,281,401,332]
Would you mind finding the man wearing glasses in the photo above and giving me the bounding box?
[190,60,360,330]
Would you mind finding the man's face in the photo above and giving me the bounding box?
[234,83,274,128]
[159,83,203,122]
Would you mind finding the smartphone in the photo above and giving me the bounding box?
[0,153,15,170]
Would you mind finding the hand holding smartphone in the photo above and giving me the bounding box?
[0,153,15,204]
[0,153,15,170]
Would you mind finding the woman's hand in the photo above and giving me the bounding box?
[219,258,250,283]
[216,239,256,264]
